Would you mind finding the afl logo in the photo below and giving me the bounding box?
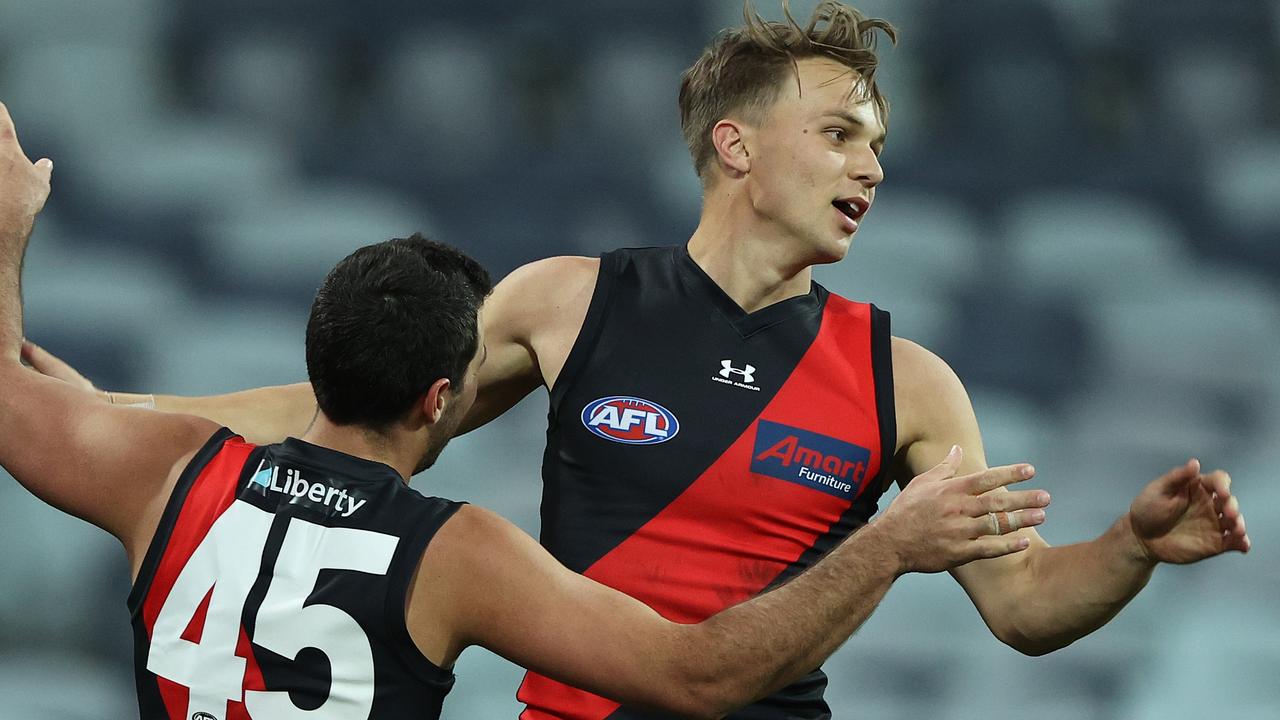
[581,396,680,445]
[192,713,218,720]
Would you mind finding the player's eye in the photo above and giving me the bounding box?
[824,128,846,143]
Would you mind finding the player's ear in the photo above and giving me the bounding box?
[711,119,752,177]
[420,377,452,425]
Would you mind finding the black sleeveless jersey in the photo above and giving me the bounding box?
[127,429,463,720]
[519,246,896,719]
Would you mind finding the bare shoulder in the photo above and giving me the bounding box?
[406,503,553,665]
[505,255,600,290]
[891,336,972,447]
[420,503,582,607]
[483,256,601,391]
[416,504,534,593]
[488,256,600,328]
[430,503,512,549]
[117,409,226,548]
[891,336,961,389]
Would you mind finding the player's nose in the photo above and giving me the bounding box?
[849,147,884,189]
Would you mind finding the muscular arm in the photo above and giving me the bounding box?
[21,338,317,445]
[415,505,901,718]
[107,382,317,446]
[0,368,221,568]
[0,102,221,568]
[892,337,1248,656]
[28,256,601,443]
[455,254,597,433]
[410,454,1037,718]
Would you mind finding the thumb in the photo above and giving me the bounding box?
[1157,458,1200,495]
[918,444,963,483]
[34,157,52,180]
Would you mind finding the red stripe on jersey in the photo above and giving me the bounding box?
[139,437,267,719]
[519,297,882,719]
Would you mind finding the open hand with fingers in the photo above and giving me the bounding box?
[873,446,1051,575]
[1129,459,1251,564]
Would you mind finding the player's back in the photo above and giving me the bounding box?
[128,428,462,720]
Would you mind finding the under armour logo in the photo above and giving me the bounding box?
[719,360,756,384]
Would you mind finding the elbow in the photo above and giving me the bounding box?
[660,679,741,720]
[693,677,758,720]
[654,653,754,719]
[1006,638,1054,657]
[647,625,773,718]
[981,592,1071,657]
[994,625,1070,657]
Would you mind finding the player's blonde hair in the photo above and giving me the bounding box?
[678,0,896,182]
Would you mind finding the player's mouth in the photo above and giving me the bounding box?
[832,196,870,234]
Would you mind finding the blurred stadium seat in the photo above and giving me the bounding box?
[1087,266,1280,396]
[1,43,168,151]
[1207,131,1280,271]
[141,301,309,395]
[1153,48,1268,143]
[0,0,169,46]
[0,651,137,719]
[376,31,507,175]
[197,33,333,145]
[78,119,295,224]
[1,1,1276,717]
[819,190,987,300]
[201,182,435,297]
[580,38,692,154]
[1001,190,1194,302]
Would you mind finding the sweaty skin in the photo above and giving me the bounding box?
[26,58,1250,659]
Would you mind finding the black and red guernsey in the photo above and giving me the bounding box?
[127,430,462,720]
[519,245,895,719]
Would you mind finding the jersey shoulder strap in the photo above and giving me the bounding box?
[127,426,246,612]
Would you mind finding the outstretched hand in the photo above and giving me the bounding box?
[875,446,1051,575]
[1129,459,1251,564]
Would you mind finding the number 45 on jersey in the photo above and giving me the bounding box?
[147,500,399,720]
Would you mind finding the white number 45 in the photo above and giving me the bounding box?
[147,500,398,720]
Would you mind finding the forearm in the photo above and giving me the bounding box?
[0,208,32,357]
[110,383,316,445]
[681,523,899,713]
[0,262,19,357]
[0,106,48,357]
[993,515,1155,655]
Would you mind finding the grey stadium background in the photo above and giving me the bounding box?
[1,0,1278,718]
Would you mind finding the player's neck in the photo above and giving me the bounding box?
[301,414,418,483]
[687,195,813,314]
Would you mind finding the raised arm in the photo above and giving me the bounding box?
[21,254,599,443]
[410,448,1046,718]
[20,341,317,446]
[891,336,1250,656]
[0,101,221,569]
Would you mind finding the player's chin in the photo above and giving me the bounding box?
[812,232,854,265]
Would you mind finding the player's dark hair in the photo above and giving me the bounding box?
[306,233,492,431]
[680,0,896,182]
